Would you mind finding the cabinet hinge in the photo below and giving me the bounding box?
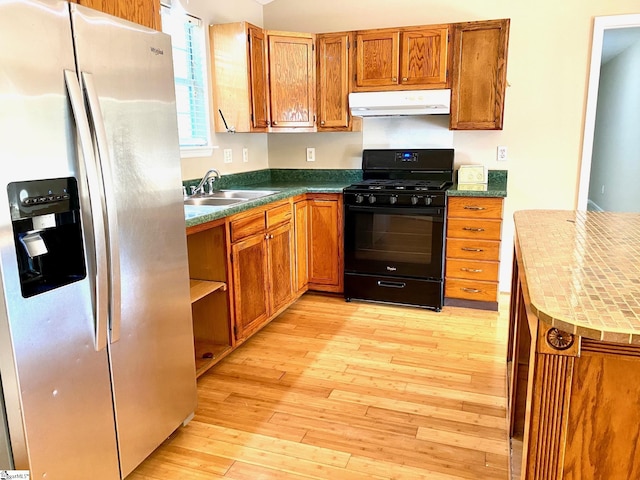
[347,39,350,49]
[233,325,237,337]
[448,33,451,43]
[248,33,251,43]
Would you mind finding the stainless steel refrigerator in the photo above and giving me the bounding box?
[0,1,197,478]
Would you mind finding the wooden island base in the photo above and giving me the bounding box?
[508,210,640,479]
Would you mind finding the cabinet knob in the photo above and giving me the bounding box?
[402,77,408,81]
[392,77,397,82]
[320,120,325,126]
[272,121,278,125]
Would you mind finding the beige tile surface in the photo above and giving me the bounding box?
[514,210,640,344]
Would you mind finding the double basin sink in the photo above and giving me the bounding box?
[184,189,280,207]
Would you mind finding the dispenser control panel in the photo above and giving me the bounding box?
[7,177,78,221]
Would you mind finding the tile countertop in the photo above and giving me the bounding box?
[514,210,640,344]
[184,168,508,228]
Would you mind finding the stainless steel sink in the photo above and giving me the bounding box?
[184,197,244,207]
[212,189,280,199]
[184,189,279,207]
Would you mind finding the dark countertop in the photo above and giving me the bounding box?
[184,168,508,228]
[184,181,351,229]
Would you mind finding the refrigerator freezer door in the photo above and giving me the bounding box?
[0,0,121,478]
[70,6,197,476]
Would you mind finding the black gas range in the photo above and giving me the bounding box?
[343,149,454,311]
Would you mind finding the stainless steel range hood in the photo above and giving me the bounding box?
[349,89,451,117]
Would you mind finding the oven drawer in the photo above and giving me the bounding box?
[446,238,500,261]
[447,218,501,241]
[448,197,503,219]
[345,273,443,310]
[445,258,499,282]
[445,278,498,302]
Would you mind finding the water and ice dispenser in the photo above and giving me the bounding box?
[7,177,86,298]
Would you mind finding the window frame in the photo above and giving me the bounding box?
[160,3,214,158]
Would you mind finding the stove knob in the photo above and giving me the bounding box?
[355,194,364,204]
[410,196,419,206]
[368,195,377,204]
[424,196,433,206]
[389,196,397,205]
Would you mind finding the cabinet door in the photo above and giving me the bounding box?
[400,27,449,87]
[267,222,294,313]
[317,33,351,130]
[77,0,159,30]
[355,30,400,88]
[450,19,510,130]
[294,199,309,293]
[308,195,343,292]
[268,32,316,129]
[248,26,270,129]
[231,234,269,341]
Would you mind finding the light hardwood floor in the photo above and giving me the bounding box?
[128,292,511,480]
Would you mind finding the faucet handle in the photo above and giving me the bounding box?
[190,186,196,195]
[207,178,216,194]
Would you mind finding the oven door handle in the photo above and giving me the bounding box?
[345,205,444,216]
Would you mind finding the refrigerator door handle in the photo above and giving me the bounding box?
[64,69,109,352]
[81,71,122,344]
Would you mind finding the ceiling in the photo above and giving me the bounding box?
[601,27,640,64]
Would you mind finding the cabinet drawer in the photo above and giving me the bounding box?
[266,202,292,229]
[230,211,266,243]
[447,218,502,240]
[448,197,503,219]
[445,278,498,302]
[446,238,500,261]
[445,258,499,282]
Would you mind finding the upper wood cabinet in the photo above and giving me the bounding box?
[353,25,450,92]
[210,22,269,133]
[316,32,361,132]
[210,24,316,132]
[449,19,510,130]
[73,0,160,30]
[267,31,316,131]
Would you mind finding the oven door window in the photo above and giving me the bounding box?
[344,206,445,279]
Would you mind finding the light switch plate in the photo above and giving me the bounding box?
[223,149,232,163]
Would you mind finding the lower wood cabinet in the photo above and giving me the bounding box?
[184,193,343,371]
[293,196,309,294]
[185,220,232,378]
[307,193,343,293]
[229,200,294,342]
[445,196,503,309]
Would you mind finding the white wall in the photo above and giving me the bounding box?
[175,0,270,181]
[262,0,640,292]
[588,37,640,211]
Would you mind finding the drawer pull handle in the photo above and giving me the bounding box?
[461,247,483,252]
[461,287,482,293]
[377,280,406,289]
[464,206,486,211]
[461,267,483,273]
[463,227,485,232]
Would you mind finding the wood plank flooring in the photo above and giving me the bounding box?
[128,292,510,480]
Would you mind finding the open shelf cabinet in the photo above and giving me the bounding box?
[186,221,233,377]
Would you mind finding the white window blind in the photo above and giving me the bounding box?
[161,4,210,149]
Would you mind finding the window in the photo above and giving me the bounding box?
[161,3,211,153]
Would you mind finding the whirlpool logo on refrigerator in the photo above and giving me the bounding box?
[386,266,397,272]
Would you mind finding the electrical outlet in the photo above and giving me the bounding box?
[306,147,315,162]
[242,147,249,163]
[223,149,232,163]
[497,146,508,162]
